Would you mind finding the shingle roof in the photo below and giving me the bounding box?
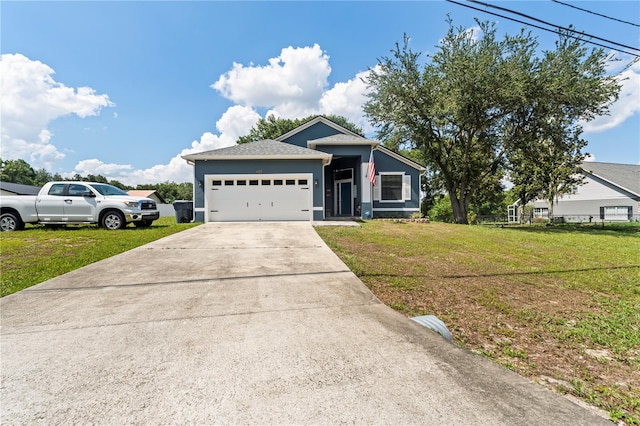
[581,161,640,196]
[0,182,41,195]
[307,133,380,149]
[182,139,332,164]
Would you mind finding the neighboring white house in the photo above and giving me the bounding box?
[508,162,640,223]
[126,190,174,217]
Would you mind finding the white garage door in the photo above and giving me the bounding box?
[206,174,313,222]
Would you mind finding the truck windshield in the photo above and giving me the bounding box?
[89,184,129,196]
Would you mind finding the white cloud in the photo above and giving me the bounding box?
[73,105,262,186]
[0,53,114,169]
[319,68,375,134]
[582,57,640,133]
[212,44,331,118]
[99,46,374,185]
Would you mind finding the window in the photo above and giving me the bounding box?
[249,180,259,186]
[298,179,308,185]
[224,180,234,186]
[274,180,283,186]
[602,206,631,221]
[262,180,271,185]
[48,184,65,196]
[212,180,222,186]
[285,179,295,185]
[533,208,549,218]
[237,180,246,186]
[68,184,89,196]
[381,175,403,201]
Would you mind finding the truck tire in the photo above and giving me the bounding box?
[101,210,126,230]
[0,211,24,232]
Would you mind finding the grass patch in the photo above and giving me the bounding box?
[0,217,199,297]
[316,221,640,425]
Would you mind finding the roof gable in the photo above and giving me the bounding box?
[581,162,640,196]
[275,116,362,145]
[377,146,426,172]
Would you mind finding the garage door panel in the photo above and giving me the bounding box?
[207,174,312,222]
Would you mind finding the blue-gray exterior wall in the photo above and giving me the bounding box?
[193,159,325,221]
[281,122,341,147]
[373,150,421,217]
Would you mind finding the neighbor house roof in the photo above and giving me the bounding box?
[181,139,333,165]
[127,190,167,204]
[581,161,640,197]
[0,182,41,195]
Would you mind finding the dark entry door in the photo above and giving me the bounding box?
[338,181,352,216]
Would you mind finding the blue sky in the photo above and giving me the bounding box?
[2,1,638,185]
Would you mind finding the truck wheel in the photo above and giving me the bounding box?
[101,211,126,230]
[0,212,24,232]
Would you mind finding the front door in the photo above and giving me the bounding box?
[335,180,353,216]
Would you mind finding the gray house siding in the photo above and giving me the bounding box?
[372,150,421,217]
[510,162,640,223]
[193,159,325,221]
[280,122,342,147]
[550,173,639,222]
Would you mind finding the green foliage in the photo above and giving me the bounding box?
[364,19,620,224]
[237,114,364,144]
[428,195,454,222]
[136,182,193,203]
[0,158,36,185]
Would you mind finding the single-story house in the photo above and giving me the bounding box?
[0,182,41,196]
[182,116,426,222]
[508,161,640,223]
[127,190,167,205]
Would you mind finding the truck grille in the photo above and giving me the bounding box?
[140,200,157,210]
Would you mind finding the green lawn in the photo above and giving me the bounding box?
[316,221,640,425]
[0,217,199,297]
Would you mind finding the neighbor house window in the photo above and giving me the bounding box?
[533,208,549,218]
[381,174,403,201]
[602,206,631,221]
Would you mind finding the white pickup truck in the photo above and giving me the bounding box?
[0,181,160,231]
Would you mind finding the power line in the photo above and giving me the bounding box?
[444,0,640,58]
[551,0,640,28]
[467,0,640,53]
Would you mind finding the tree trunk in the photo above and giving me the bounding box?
[449,191,469,224]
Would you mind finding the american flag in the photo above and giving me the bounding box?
[368,150,376,186]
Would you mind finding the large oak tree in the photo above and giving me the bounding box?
[364,19,620,224]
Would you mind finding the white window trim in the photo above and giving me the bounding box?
[377,172,404,203]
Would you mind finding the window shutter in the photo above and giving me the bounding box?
[403,175,412,201]
[628,206,633,221]
[373,176,381,201]
[599,207,604,220]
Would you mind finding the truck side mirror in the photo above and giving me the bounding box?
[83,191,96,198]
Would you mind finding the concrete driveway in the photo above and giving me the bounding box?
[1,222,609,425]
